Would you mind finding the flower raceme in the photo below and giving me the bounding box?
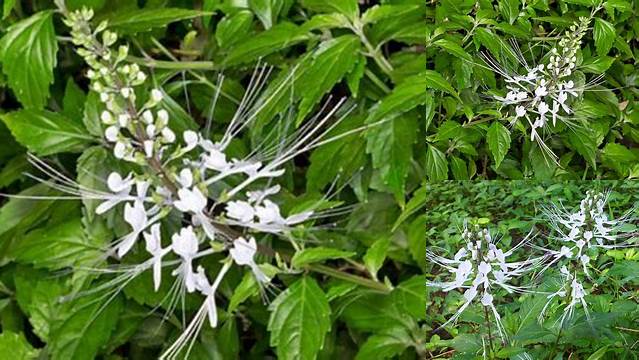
[427,225,544,341]
[428,191,637,349]
[483,11,606,161]
[539,190,638,325]
[11,3,387,359]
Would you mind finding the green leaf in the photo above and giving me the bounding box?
[11,217,103,270]
[581,56,615,73]
[601,143,638,176]
[594,18,616,55]
[106,8,208,34]
[0,11,58,109]
[307,114,366,191]
[565,127,597,167]
[292,247,356,268]
[587,346,610,360]
[433,38,472,61]
[367,73,428,123]
[366,113,418,205]
[249,0,283,29]
[0,184,57,239]
[216,10,254,48]
[2,0,16,19]
[62,78,87,123]
[0,109,94,156]
[296,35,360,122]
[268,277,331,360]
[0,331,38,359]
[450,155,469,180]
[355,326,411,360]
[82,92,104,138]
[225,22,308,66]
[300,0,359,21]
[48,292,123,360]
[499,0,520,24]
[363,238,390,280]
[425,144,448,181]
[228,272,260,313]
[361,5,420,25]
[423,70,459,99]
[14,268,67,340]
[487,121,511,168]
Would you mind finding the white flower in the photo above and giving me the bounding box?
[229,237,270,283]
[515,105,526,118]
[171,226,199,292]
[226,201,255,223]
[535,84,548,98]
[183,130,199,151]
[96,172,134,214]
[174,187,207,214]
[538,101,549,116]
[117,201,149,257]
[144,224,170,291]
[203,148,230,171]
[151,89,163,103]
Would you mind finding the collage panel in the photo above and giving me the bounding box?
[425,181,639,358]
[428,0,638,180]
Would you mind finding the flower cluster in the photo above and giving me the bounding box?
[484,16,598,158]
[541,190,637,324]
[427,225,542,340]
[428,191,637,346]
[54,5,354,359]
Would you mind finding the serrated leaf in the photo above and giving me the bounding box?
[268,276,331,360]
[292,247,356,268]
[363,238,390,280]
[367,73,428,123]
[216,10,254,49]
[425,144,447,181]
[249,0,283,29]
[307,114,366,191]
[48,292,123,360]
[355,326,411,360]
[433,38,472,61]
[594,18,616,55]
[11,217,103,270]
[565,127,597,167]
[487,121,511,168]
[224,22,309,66]
[293,35,361,123]
[362,5,420,25]
[366,113,417,205]
[423,70,459,99]
[1,109,94,156]
[300,0,358,21]
[106,8,208,34]
[0,11,57,109]
[14,268,67,340]
[499,0,520,24]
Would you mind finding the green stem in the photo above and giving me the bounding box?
[548,327,563,360]
[364,68,391,94]
[127,56,217,71]
[306,264,391,293]
[483,305,494,357]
